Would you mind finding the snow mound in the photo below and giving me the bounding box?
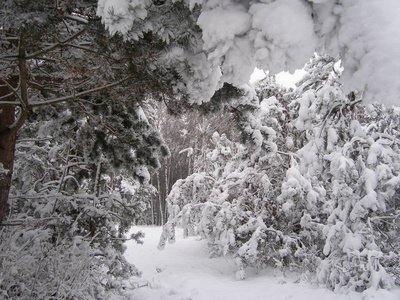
[123,226,400,300]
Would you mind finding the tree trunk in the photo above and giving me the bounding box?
[0,35,28,223]
[0,83,17,223]
[156,169,162,225]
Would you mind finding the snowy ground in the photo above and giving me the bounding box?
[124,226,400,300]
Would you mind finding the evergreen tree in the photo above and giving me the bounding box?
[0,0,184,222]
[0,1,176,297]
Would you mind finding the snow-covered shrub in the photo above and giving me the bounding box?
[0,148,142,299]
[0,221,134,299]
[158,172,216,248]
[315,116,400,291]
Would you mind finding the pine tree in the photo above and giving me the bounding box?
[0,0,183,223]
[0,1,178,296]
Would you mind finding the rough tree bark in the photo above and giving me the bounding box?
[0,81,17,223]
[0,34,28,223]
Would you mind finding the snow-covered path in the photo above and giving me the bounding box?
[124,226,400,300]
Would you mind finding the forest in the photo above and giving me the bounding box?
[1,0,400,299]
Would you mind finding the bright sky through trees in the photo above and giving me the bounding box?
[250,68,307,89]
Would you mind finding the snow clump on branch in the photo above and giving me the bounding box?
[98,0,400,107]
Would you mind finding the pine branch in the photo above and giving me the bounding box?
[64,43,97,53]
[26,29,86,60]
[0,79,21,103]
[0,97,18,105]
[29,77,131,107]
[27,80,63,97]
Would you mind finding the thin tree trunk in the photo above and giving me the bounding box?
[161,161,169,225]
[156,169,162,225]
[150,177,155,225]
[0,83,17,223]
[158,195,164,226]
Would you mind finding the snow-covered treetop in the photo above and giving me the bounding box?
[98,0,400,106]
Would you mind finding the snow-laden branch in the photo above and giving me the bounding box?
[65,13,89,24]
[0,216,61,226]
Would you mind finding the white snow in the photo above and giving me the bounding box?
[134,165,151,183]
[249,0,317,74]
[123,226,400,300]
[198,8,251,50]
[97,0,149,35]
[313,0,400,106]
[249,68,266,83]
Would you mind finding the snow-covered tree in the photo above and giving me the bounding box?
[279,54,400,291]
[159,54,400,292]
